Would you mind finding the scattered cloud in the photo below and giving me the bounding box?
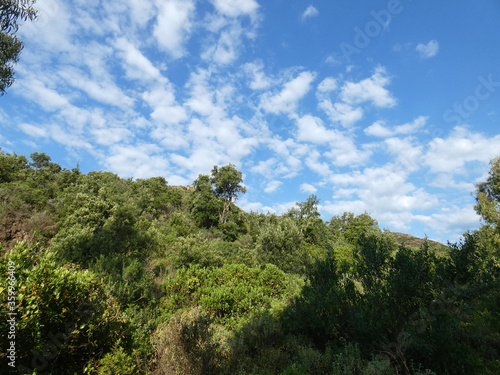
[260,71,316,114]
[264,180,282,193]
[416,40,439,59]
[423,126,500,174]
[114,38,161,81]
[340,66,396,108]
[301,5,319,21]
[154,0,195,58]
[4,1,495,245]
[210,0,259,17]
[365,116,428,137]
[243,61,273,90]
[300,183,317,194]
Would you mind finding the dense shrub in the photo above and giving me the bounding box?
[0,241,127,374]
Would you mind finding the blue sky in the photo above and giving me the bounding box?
[2,0,500,243]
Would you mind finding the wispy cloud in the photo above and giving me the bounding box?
[416,40,439,59]
[210,0,259,17]
[365,116,428,137]
[154,0,195,58]
[301,5,319,21]
[260,71,316,114]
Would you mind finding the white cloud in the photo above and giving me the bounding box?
[21,0,74,52]
[306,149,332,177]
[202,22,244,65]
[154,0,195,58]
[340,66,396,108]
[143,84,188,125]
[415,205,480,242]
[302,5,319,21]
[106,144,170,179]
[59,69,135,109]
[127,0,155,25]
[319,100,363,127]
[317,77,338,93]
[329,166,439,221]
[16,77,70,111]
[423,126,500,174]
[261,71,316,114]
[300,183,317,194]
[210,0,259,17]
[91,127,133,146]
[295,114,336,144]
[150,124,190,151]
[384,137,423,170]
[19,123,49,138]
[244,61,273,90]
[114,38,161,81]
[365,116,428,137]
[416,40,439,59]
[325,138,372,167]
[264,180,282,193]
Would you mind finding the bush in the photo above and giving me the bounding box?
[153,307,220,375]
[0,241,127,374]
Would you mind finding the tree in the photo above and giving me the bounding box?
[1,0,38,94]
[475,156,500,228]
[210,164,246,224]
[191,174,222,228]
[29,151,51,170]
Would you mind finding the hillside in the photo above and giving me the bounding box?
[390,232,450,256]
[0,151,499,375]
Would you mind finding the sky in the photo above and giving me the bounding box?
[1,0,500,243]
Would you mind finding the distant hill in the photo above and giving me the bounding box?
[391,232,450,256]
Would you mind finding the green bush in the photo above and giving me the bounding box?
[0,241,127,374]
[162,263,304,328]
[255,216,305,273]
[153,307,220,375]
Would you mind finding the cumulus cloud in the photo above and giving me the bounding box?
[302,5,319,21]
[317,77,338,93]
[328,165,439,226]
[416,40,439,59]
[415,205,480,242]
[114,38,161,81]
[154,0,195,58]
[210,0,259,17]
[423,126,500,174]
[142,84,188,125]
[319,100,363,127]
[300,183,317,194]
[19,123,49,138]
[243,61,273,90]
[340,66,396,108]
[295,114,336,144]
[260,71,316,114]
[106,144,170,179]
[264,180,282,193]
[365,116,428,137]
[384,137,423,171]
[202,21,244,65]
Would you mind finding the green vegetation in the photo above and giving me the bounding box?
[0,0,38,94]
[0,150,499,374]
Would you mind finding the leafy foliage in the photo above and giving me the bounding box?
[0,0,38,94]
[0,151,498,374]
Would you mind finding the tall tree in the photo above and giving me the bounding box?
[475,156,500,227]
[0,0,37,94]
[210,164,246,224]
